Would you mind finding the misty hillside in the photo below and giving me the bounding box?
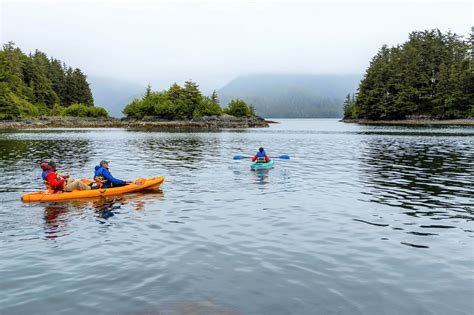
[217,74,361,118]
[88,76,144,117]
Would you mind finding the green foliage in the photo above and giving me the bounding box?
[23,51,60,108]
[224,99,255,117]
[64,68,94,106]
[123,81,228,119]
[62,103,108,118]
[193,96,222,117]
[0,82,38,119]
[342,93,358,119]
[51,104,65,116]
[0,42,96,119]
[351,29,473,120]
[181,80,203,118]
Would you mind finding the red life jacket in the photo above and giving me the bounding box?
[41,169,63,192]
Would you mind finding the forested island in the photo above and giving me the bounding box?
[0,42,108,120]
[0,43,267,128]
[123,81,256,119]
[343,29,473,123]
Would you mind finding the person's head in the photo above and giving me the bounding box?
[259,147,264,153]
[40,162,51,170]
[100,160,109,168]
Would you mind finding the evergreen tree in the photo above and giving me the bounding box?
[64,68,93,105]
[0,42,27,95]
[351,29,473,120]
[72,68,93,105]
[224,99,254,117]
[48,58,67,103]
[0,42,101,118]
[166,83,183,101]
[144,83,152,99]
[22,50,59,107]
[181,80,202,118]
[211,90,219,104]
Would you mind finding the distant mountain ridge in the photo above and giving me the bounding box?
[217,74,361,118]
[88,76,144,117]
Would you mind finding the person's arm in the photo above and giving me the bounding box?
[102,168,125,185]
[46,172,64,190]
[265,155,270,162]
[251,155,257,162]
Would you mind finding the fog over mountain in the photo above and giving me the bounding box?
[217,74,361,118]
[88,74,361,118]
[88,76,144,117]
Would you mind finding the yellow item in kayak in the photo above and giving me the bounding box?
[21,176,165,202]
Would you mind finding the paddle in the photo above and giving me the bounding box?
[233,155,290,160]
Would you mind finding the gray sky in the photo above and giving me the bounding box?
[1,0,472,91]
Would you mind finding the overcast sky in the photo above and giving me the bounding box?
[1,0,472,90]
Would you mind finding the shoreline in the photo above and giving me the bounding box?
[0,116,269,130]
[341,118,474,126]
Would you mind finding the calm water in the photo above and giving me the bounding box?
[0,119,473,315]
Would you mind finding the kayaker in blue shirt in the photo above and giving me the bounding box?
[252,147,270,163]
[94,160,127,188]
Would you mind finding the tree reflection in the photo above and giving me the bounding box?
[0,137,93,191]
[126,134,221,170]
[359,138,474,220]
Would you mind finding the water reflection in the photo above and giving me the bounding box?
[359,138,474,221]
[43,203,77,239]
[0,138,93,193]
[0,139,92,167]
[42,190,164,238]
[252,168,271,185]
[127,135,221,168]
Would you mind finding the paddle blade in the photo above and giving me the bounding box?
[233,155,244,160]
[278,155,290,159]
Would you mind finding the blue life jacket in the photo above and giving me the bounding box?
[256,151,267,163]
[94,166,125,188]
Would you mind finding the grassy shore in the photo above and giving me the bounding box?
[0,115,269,130]
[342,118,474,126]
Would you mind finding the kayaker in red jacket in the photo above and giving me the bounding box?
[41,161,90,192]
[252,147,270,163]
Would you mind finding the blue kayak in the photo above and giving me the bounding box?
[250,159,274,170]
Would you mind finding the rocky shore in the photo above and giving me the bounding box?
[0,115,269,130]
[342,118,474,126]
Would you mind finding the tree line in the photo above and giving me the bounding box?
[123,81,256,119]
[344,29,474,120]
[0,42,107,119]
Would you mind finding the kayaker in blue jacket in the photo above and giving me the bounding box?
[252,147,270,163]
[94,160,127,188]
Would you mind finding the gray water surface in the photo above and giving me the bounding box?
[1,119,473,314]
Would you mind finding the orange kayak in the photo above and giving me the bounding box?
[21,176,165,202]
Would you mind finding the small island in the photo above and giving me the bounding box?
[0,42,268,129]
[342,29,474,125]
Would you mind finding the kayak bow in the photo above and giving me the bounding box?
[250,160,274,170]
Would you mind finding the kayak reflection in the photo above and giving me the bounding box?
[252,168,271,185]
[43,189,164,238]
